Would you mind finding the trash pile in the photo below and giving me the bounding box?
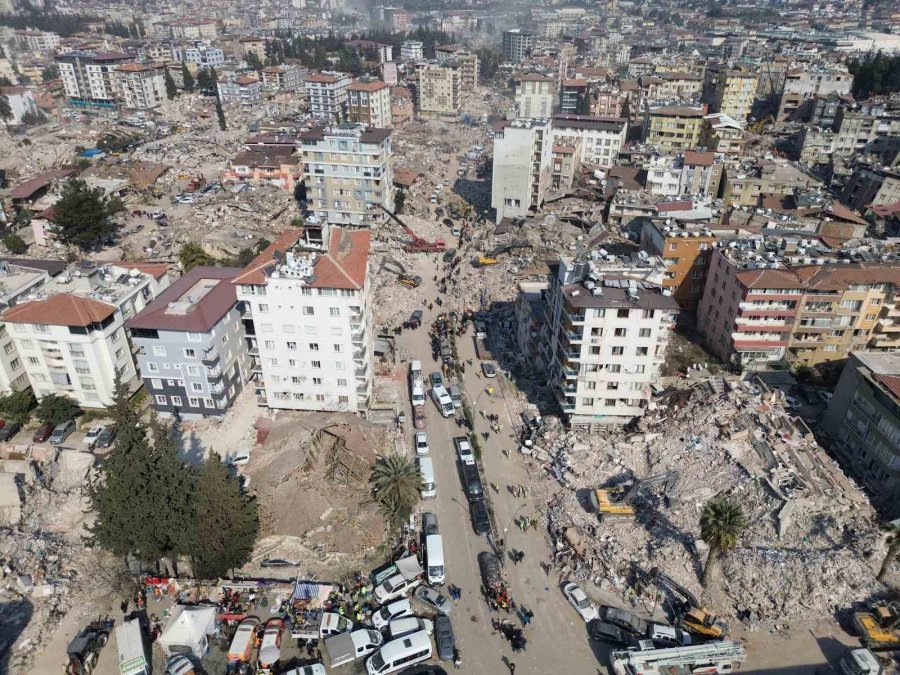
[536,376,887,627]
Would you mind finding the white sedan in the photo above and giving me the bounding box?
[372,599,414,630]
[563,582,599,622]
[414,432,430,456]
[84,425,105,448]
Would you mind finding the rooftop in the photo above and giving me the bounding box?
[552,114,627,132]
[4,293,115,327]
[651,105,705,117]
[127,266,240,332]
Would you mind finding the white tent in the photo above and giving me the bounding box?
[158,605,218,659]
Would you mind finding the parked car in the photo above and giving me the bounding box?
[434,615,455,661]
[474,320,487,339]
[422,512,439,536]
[430,372,443,389]
[409,310,423,329]
[84,425,105,449]
[481,362,497,378]
[0,421,22,442]
[599,605,649,637]
[374,574,420,603]
[388,617,433,640]
[261,558,300,567]
[587,619,639,648]
[165,654,196,675]
[372,600,414,630]
[414,432,430,456]
[442,250,456,263]
[453,436,475,465]
[49,420,76,445]
[226,449,251,466]
[32,423,53,443]
[94,427,116,449]
[563,582,599,622]
[646,622,691,648]
[469,499,491,535]
[460,462,484,502]
[413,586,453,615]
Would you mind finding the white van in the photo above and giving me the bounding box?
[430,386,454,417]
[116,618,149,675]
[410,360,422,383]
[411,383,426,407]
[425,534,445,585]
[365,631,433,675]
[418,457,436,499]
[387,618,434,640]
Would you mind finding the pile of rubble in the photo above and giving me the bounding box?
[538,377,887,627]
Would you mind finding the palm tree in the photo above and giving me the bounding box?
[877,530,900,583]
[371,455,421,530]
[700,498,747,586]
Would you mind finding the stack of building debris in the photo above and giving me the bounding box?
[541,377,885,627]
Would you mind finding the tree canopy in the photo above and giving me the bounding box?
[36,394,82,426]
[52,179,122,250]
[371,455,421,530]
[849,52,900,100]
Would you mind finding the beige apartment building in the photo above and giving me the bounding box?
[415,62,461,120]
[115,62,167,110]
[707,68,759,122]
[646,106,705,152]
[347,79,392,128]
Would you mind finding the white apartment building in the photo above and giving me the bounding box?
[17,30,60,53]
[234,226,374,412]
[400,40,424,62]
[299,124,394,226]
[551,114,628,168]
[415,61,461,120]
[2,262,170,408]
[514,73,556,119]
[167,19,220,40]
[262,64,306,93]
[305,71,353,122]
[56,51,131,106]
[347,79,392,127]
[218,75,262,106]
[503,29,536,63]
[491,118,553,222]
[176,45,225,68]
[645,154,682,197]
[116,62,167,110]
[520,254,678,427]
[0,86,38,124]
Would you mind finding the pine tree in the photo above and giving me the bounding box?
[181,63,195,92]
[0,94,12,127]
[189,455,258,579]
[215,94,227,131]
[164,68,178,100]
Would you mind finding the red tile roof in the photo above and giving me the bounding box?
[829,200,867,226]
[10,168,78,200]
[350,79,390,92]
[874,374,900,401]
[3,293,115,327]
[553,145,576,154]
[127,266,239,332]
[683,150,715,166]
[310,228,370,290]
[514,72,555,82]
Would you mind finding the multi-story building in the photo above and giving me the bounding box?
[167,19,220,40]
[225,147,302,191]
[16,30,60,53]
[640,221,715,311]
[652,71,703,101]
[644,154,682,197]
[347,79,392,128]
[305,71,353,122]
[491,118,553,222]
[646,105,705,152]
[261,65,305,93]
[2,262,169,408]
[680,150,724,198]
[757,54,789,97]
[698,253,900,369]
[514,73,556,119]
[415,61,461,120]
[841,164,900,212]
[239,37,266,62]
[723,158,821,207]
[705,68,758,122]
[400,40,424,62]
[502,29,536,63]
[559,79,588,115]
[128,266,250,420]
[436,47,478,90]
[833,106,900,159]
[550,141,581,191]
[299,124,394,226]
[551,114,627,168]
[233,226,374,412]
[56,51,131,107]
[115,62,167,110]
[176,45,225,69]
[383,7,410,32]
[0,86,39,124]
[520,253,678,427]
[777,66,853,122]
[823,352,900,515]
[217,75,261,106]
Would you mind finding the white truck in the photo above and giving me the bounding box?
[290,611,353,641]
[840,647,884,675]
[115,619,149,675]
[431,385,454,417]
[324,629,384,668]
[410,361,426,407]
[610,640,746,675]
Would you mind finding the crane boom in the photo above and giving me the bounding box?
[375,204,445,252]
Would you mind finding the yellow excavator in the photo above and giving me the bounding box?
[381,256,421,288]
[639,566,729,640]
[590,471,679,523]
[473,240,532,267]
[853,601,900,650]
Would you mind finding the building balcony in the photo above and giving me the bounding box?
[876,319,900,333]
[734,322,792,332]
[202,353,221,368]
[738,302,797,313]
[735,316,793,327]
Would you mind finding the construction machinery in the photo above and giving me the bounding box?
[610,640,746,675]
[473,240,532,267]
[376,204,445,253]
[642,567,728,640]
[381,256,422,288]
[590,471,679,523]
[853,601,900,651]
[66,616,114,674]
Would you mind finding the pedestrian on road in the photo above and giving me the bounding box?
[453,647,462,669]
[508,663,516,674]
[510,548,520,566]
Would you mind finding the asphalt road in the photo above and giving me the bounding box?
[395,255,603,674]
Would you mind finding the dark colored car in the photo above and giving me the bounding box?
[409,309,423,329]
[422,512,439,536]
[587,619,639,647]
[32,423,53,443]
[442,250,456,263]
[94,428,116,449]
[469,499,491,535]
[599,605,649,637]
[434,615,455,661]
[0,421,22,442]
[460,462,484,502]
[260,558,300,567]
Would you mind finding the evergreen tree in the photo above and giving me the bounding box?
[0,94,11,127]
[164,68,178,100]
[52,179,120,250]
[181,63,195,92]
[36,394,82,426]
[189,454,258,579]
[195,68,210,96]
[215,94,227,131]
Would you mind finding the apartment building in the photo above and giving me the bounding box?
[520,253,678,427]
[435,48,478,90]
[680,150,724,198]
[551,114,628,168]
[503,29,536,63]
[551,141,581,191]
[175,45,225,69]
[644,155,681,197]
[0,86,38,124]
[298,124,394,227]
[841,165,900,212]
[383,7,410,31]
[233,227,374,412]
[705,68,758,122]
[514,73,556,119]
[698,252,900,369]
[261,65,305,93]
[56,51,131,107]
[723,159,822,207]
[347,79,392,128]
[646,106,705,152]
[225,147,302,191]
[559,79,588,115]
[305,71,353,122]
[16,30,60,53]
[415,62,461,120]
[115,62,167,110]
[167,19,220,40]
[491,118,553,222]
[833,106,900,159]
[400,40,424,62]
[652,71,703,101]
[823,352,900,514]
[777,66,852,122]
[239,37,266,61]
[217,75,261,106]
[640,221,715,311]
[128,267,249,420]
[1,262,170,408]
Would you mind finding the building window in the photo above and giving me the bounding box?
[636,347,649,356]
[303,306,315,315]
[204,398,215,408]
[635,365,646,374]
[27,356,39,365]
[153,346,166,356]
[155,395,167,405]
[171,396,183,407]
[187,332,203,341]
[264,340,275,349]
[309,343,319,351]
[115,348,125,360]
[330,307,340,317]
[188,397,200,407]
[191,382,203,392]
[34,324,49,333]
[184,348,197,358]
[617,309,629,318]
[312,360,321,368]
[639,328,651,337]
[151,378,162,388]
[337,378,347,386]
[186,365,199,376]
[866,313,877,321]
[268,358,278,366]
[313,377,323,385]
[258,304,269,313]
[333,344,342,352]
[611,346,624,356]
[147,362,159,373]
[614,328,627,337]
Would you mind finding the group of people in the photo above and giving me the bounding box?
[492,618,527,653]
[509,548,526,565]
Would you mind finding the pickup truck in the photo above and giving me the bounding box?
[475,337,493,361]
[290,611,353,640]
[324,629,383,668]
